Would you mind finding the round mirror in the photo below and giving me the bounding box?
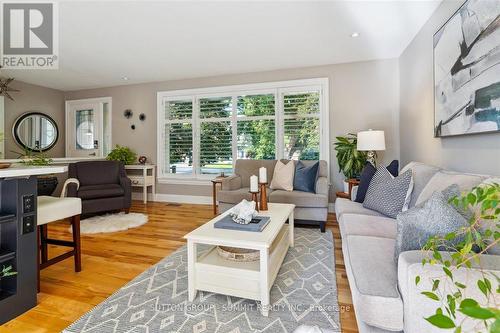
[13,112,59,152]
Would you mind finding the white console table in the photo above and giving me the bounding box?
[125,164,155,203]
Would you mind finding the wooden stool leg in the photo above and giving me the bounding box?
[37,226,41,293]
[40,224,48,264]
[71,215,82,272]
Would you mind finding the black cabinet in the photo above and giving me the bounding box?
[0,177,37,325]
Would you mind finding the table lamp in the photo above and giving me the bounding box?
[357,129,385,166]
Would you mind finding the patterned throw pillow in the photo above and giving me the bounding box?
[362,168,413,218]
[394,190,468,262]
[355,160,399,203]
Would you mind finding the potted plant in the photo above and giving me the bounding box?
[334,133,367,192]
[0,265,17,280]
[417,183,499,332]
[106,145,137,165]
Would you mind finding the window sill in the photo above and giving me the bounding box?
[157,178,213,186]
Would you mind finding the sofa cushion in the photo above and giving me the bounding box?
[270,160,295,191]
[334,198,384,218]
[363,168,413,218]
[293,161,319,193]
[218,187,253,204]
[269,189,327,208]
[344,235,403,331]
[234,160,277,187]
[73,161,121,186]
[400,162,441,208]
[339,214,397,239]
[415,170,487,206]
[78,184,124,200]
[395,191,468,263]
[355,160,399,203]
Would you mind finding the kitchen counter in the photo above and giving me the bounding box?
[0,165,67,178]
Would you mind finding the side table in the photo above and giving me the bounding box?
[336,178,360,200]
[125,164,156,203]
[211,177,226,215]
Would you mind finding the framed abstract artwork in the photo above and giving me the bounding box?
[434,0,500,137]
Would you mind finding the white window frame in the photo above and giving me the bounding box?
[157,78,329,185]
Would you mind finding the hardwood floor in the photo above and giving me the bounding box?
[1,201,357,333]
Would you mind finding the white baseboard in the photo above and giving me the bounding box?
[133,192,335,210]
[132,192,212,204]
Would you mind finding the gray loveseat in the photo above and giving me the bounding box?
[335,161,500,333]
[218,159,329,232]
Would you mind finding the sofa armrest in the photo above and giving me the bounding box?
[120,176,132,208]
[398,251,500,333]
[351,185,358,201]
[315,177,328,196]
[221,175,242,191]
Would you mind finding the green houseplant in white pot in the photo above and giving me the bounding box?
[334,133,367,193]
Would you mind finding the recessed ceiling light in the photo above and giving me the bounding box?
[121,76,129,81]
[351,32,360,38]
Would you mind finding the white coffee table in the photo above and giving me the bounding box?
[184,203,295,316]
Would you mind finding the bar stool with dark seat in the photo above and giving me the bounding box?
[37,195,82,291]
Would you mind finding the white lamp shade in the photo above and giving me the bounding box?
[357,130,386,151]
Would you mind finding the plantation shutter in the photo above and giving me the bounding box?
[199,97,233,175]
[236,94,276,160]
[164,99,193,175]
[282,91,320,160]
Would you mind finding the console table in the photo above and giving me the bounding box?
[125,164,155,203]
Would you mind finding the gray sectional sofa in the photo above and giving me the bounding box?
[335,161,500,333]
[219,159,329,231]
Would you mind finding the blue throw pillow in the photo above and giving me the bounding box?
[355,160,399,203]
[293,161,319,193]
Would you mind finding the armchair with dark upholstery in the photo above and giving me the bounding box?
[67,161,132,215]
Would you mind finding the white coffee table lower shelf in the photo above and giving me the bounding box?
[184,203,295,316]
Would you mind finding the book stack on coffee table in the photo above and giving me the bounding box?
[214,215,270,232]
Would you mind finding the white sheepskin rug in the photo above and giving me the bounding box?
[75,212,148,234]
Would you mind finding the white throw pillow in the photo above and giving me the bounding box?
[270,160,294,191]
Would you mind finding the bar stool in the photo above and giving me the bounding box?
[37,195,82,291]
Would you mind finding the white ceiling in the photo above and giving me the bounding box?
[2,0,441,91]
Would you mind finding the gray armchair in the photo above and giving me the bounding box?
[67,161,132,215]
[218,159,329,232]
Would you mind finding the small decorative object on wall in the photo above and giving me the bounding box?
[138,155,147,164]
[123,109,133,119]
[434,0,500,137]
[0,77,19,101]
[139,113,146,121]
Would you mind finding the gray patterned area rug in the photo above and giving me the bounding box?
[64,228,341,333]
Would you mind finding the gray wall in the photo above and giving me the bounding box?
[4,81,65,158]
[399,0,500,176]
[65,59,401,199]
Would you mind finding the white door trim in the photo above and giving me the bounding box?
[65,97,112,158]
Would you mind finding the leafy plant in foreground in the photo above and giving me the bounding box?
[417,183,500,332]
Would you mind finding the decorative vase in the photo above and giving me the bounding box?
[343,180,349,193]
